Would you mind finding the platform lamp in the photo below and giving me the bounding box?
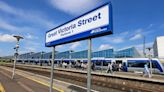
[142,35,146,58]
[12,35,23,79]
[146,47,153,77]
[40,51,44,66]
[69,50,73,68]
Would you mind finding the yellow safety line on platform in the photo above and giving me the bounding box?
[0,66,64,92]
[0,83,5,92]
[25,77,64,92]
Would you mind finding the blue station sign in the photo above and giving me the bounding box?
[45,3,113,47]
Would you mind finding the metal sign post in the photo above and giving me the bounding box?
[87,38,92,92]
[50,47,55,92]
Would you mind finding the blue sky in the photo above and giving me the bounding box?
[0,0,164,56]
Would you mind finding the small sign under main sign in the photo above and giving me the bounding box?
[45,3,113,47]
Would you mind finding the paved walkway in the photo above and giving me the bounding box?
[0,66,98,92]
[0,67,59,92]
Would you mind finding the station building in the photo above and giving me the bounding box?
[18,47,141,60]
[153,36,164,59]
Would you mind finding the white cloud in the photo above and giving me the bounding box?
[0,33,16,42]
[0,20,19,31]
[24,47,36,52]
[120,31,129,35]
[112,37,124,43]
[105,37,124,43]
[102,31,128,44]
[98,44,112,50]
[128,28,147,41]
[56,45,63,49]
[25,33,38,40]
[147,24,154,29]
[50,0,99,15]
[25,40,40,47]
[134,42,153,50]
[134,42,153,55]
[0,1,54,28]
[134,28,143,33]
[130,33,142,41]
[23,40,41,52]
[0,18,36,32]
[70,42,81,49]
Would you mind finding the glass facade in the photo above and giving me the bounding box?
[29,52,43,59]
[115,47,141,58]
[18,52,34,59]
[92,49,114,58]
[43,52,52,59]
[56,51,70,59]
[17,47,141,60]
[71,50,88,59]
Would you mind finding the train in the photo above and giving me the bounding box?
[17,58,164,74]
[72,58,164,74]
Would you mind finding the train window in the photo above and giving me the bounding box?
[152,61,157,68]
[54,60,57,64]
[95,61,101,66]
[123,62,126,66]
[116,60,122,64]
[103,61,108,66]
[140,61,157,68]
[77,60,81,63]
[128,62,147,67]
[49,55,52,58]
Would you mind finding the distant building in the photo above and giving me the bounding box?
[115,47,141,58]
[153,36,164,59]
[19,52,34,59]
[5,47,142,60]
[1,55,14,59]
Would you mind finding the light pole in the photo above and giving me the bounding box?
[146,47,152,77]
[12,35,23,79]
[69,50,73,68]
[143,35,146,58]
[40,51,44,66]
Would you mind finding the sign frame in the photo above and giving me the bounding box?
[45,2,113,47]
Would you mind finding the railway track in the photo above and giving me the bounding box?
[2,64,164,92]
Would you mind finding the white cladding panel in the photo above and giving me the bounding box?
[157,36,164,58]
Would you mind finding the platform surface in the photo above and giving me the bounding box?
[0,67,59,92]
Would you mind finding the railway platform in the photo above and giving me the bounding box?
[10,63,164,84]
[0,66,61,92]
[0,65,99,92]
[1,63,164,92]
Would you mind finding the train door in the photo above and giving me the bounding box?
[122,62,127,72]
[95,60,101,70]
[114,60,122,71]
[116,60,122,64]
